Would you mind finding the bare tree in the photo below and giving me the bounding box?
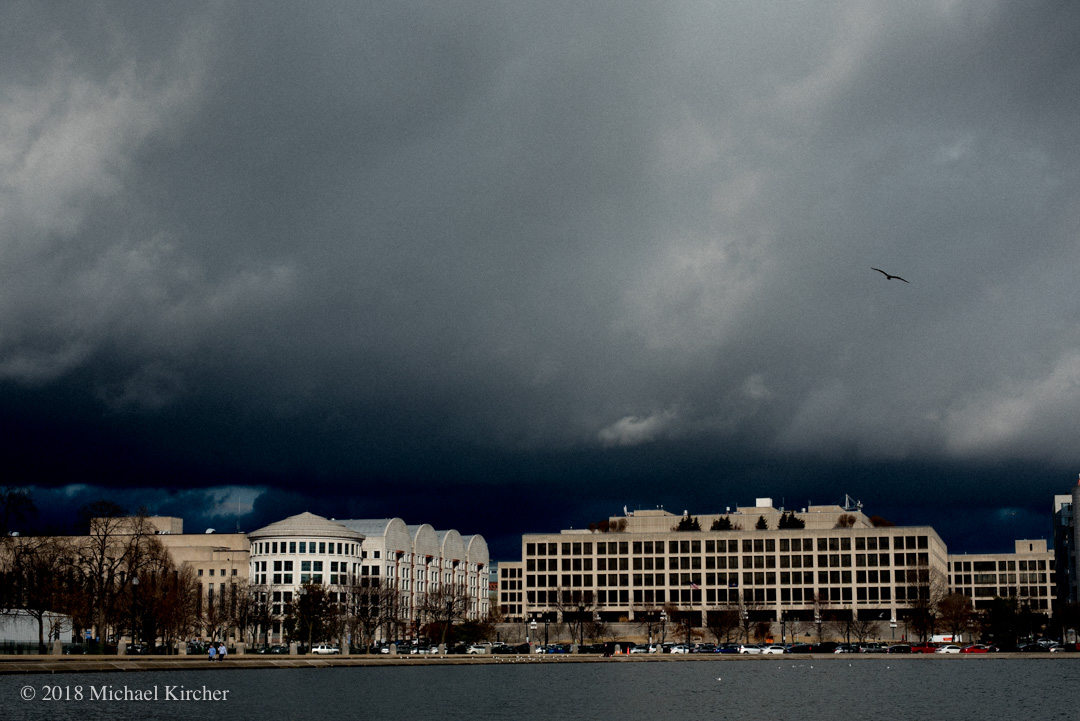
[706,605,741,644]
[416,581,471,648]
[632,602,665,645]
[71,503,160,643]
[847,615,881,644]
[938,593,976,642]
[904,563,948,643]
[810,593,830,642]
[548,587,598,646]
[0,536,73,651]
[345,577,398,649]
[155,567,201,652]
[737,595,766,642]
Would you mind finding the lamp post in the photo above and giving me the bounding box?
[529,617,537,650]
[660,610,667,645]
[577,602,586,647]
[544,617,549,647]
[131,576,139,651]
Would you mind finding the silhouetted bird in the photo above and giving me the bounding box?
[871,267,909,283]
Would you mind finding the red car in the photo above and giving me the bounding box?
[910,643,938,654]
[960,644,990,654]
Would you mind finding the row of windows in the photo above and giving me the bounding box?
[951,559,1050,572]
[525,535,930,557]
[525,552,930,573]
[962,585,1051,598]
[523,567,934,589]
[951,573,1050,585]
[522,585,901,607]
[252,540,361,556]
[196,568,238,577]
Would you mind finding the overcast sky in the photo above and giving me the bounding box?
[3,1,1079,558]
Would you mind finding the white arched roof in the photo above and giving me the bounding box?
[462,534,489,568]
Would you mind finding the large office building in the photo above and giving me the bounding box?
[498,497,1056,635]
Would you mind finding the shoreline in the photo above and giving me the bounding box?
[0,652,1071,675]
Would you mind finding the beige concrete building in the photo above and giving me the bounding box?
[504,501,949,632]
[149,518,250,620]
[948,540,1055,614]
[246,513,490,642]
[334,518,491,627]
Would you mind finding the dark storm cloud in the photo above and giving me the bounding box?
[3,1,1079,554]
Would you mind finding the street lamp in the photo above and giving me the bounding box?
[529,617,537,649]
[131,576,139,651]
[660,610,667,645]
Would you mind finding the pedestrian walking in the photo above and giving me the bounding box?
[208,644,217,662]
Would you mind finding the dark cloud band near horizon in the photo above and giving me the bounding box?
[2,1,1079,559]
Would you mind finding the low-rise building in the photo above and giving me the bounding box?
[947,540,1055,614]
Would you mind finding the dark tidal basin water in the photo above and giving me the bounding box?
[3,658,1078,721]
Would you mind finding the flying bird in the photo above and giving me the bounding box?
[871,267,909,283]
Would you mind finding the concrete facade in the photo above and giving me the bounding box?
[504,503,949,628]
[499,500,1062,632]
[947,539,1055,614]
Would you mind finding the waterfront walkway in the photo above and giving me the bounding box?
[0,652,1068,675]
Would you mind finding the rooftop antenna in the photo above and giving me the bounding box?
[841,494,862,512]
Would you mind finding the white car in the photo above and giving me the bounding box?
[466,645,487,654]
[935,645,962,654]
[761,645,786,655]
[669,644,691,654]
[738,644,763,654]
[310,643,341,655]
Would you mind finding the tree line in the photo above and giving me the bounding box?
[1,495,494,652]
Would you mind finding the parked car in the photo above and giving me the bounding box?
[935,645,962,654]
[886,645,912,654]
[789,642,839,654]
[737,644,763,654]
[715,643,741,654]
[670,644,692,654]
[1015,643,1049,653]
[833,644,859,654]
[910,643,938,654]
[311,643,340,655]
[858,643,888,654]
[761,645,787,655]
[466,645,487,654]
[960,644,990,654]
